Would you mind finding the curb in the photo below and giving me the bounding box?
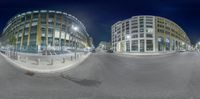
[115,52,176,57]
[0,52,91,74]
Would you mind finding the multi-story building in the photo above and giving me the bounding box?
[111,15,191,53]
[0,10,92,53]
[96,41,111,51]
[196,42,200,50]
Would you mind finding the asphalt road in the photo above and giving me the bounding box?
[0,52,200,99]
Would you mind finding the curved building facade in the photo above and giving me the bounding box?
[1,10,92,53]
[111,15,191,53]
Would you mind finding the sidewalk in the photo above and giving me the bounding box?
[115,51,176,57]
[0,51,91,74]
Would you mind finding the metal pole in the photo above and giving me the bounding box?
[75,32,77,60]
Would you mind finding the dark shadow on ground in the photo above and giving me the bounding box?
[61,74,101,87]
[25,71,35,76]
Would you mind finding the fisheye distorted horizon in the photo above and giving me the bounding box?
[0,0,200,46]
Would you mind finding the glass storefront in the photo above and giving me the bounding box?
[140,40,144,52]
[131,40,138,51]
[126,41,130,52]
[146,40,153,51]
[158,37,164,51]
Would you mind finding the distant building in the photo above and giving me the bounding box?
[89,37,95,49]
[111,15,191,53]
[96,41,111,51]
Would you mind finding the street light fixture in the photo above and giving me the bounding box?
[72,26,79,31]
[198,42,200,45]
[72,25,79,60]
[126,35,131,40]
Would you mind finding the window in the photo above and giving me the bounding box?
[48,13,54,18]
[131,26,138,29]
[26,15,31,21]
[131,40,138,51]
[21,16,25,22]
[48,18,54,23]
[146,34,153,38]
[126,41,130,52]
[146,16,153,19]
[166,38,170,51]
[157,24,164,28]
[31,22,38,26]
[122,37,125,40]
[132,34,138,38]
[131,23,138,26]
[146,25,153,28]
[146,28,153,33]
[157,29,164,33]
[131,30,138,33]
[140,25,144,28]
[126,30,130,34]
[140,40,144,52]
[172,39,175,50]
[165,26,170,30]
[146,40,153,51]
[146,19,153,22]
[139,19,144,22]
[140,33,144,38]
[140,28,144,32]
[126,27,129,30]
[158,37,164,51]
[146,22,153,24]
[33,13,38,19]
[165,31,170,35]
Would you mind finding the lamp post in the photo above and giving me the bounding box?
[197,42,200,51]
[72,25,79,60]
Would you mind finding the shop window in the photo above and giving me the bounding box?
[126,41,130,52]
[146,40,153,51]
[131,40,138,51]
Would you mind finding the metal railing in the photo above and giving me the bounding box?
[0,49,88,66]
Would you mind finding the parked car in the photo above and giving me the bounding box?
[178,49,186,52]
[91,49,96,53]
[106,50,113,53]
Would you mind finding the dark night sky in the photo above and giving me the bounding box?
[0,0,200,46]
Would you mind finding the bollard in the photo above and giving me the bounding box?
[25,57,28,63]
[17,55,20,61]
[71,56,73,61]
[50,58,53,65]
[62,58,65,63]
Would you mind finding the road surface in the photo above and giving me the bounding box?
[0,52,200,99]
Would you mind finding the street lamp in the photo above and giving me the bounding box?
[72,25,79,60]
[197,42,200,50]
[198,42,200,45]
